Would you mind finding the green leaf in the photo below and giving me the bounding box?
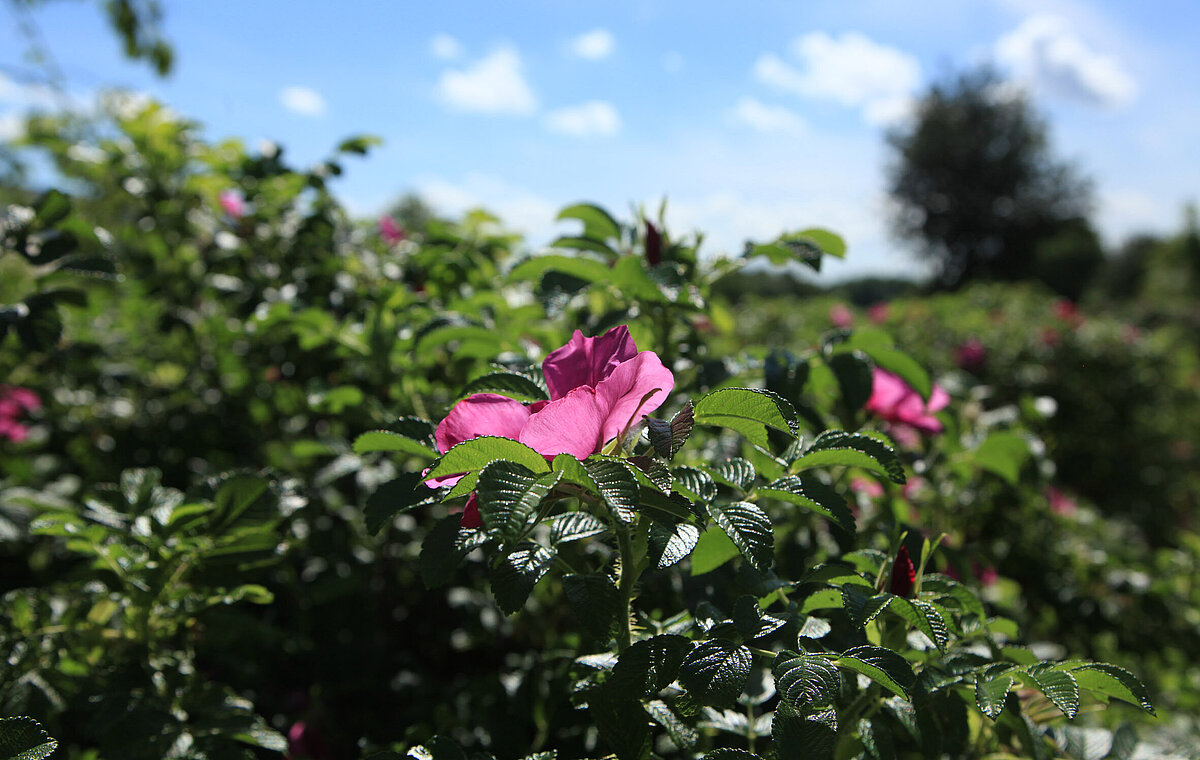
[491,542,556,614]
[973,432,1030,485]
[793,431,905,484]
[419,516,470,589]
[645,700,697,750]
[364,472,437,534]
[700,751,764,760]
[886,597,950,652]
[549,511,607,544]
[508,254,613,286]
[844,332,932,401]
[583,457,641,524]
[679,639,752,707]
[557,202,623,241]
[773,650,841,711]
[0,717,58,760]
[920,574,987,621]
[562,573,621,644]
[758,476,855,534]
[211,474,272,532]
[590,684,650,760]
[772,703,837,760]
[648,518,702,569]
[336,134,382,154]
[476,461,561,546]
[425,436,550,485]
[732,596,786,641]
[610,634,691,699]
[706,501,774,573]
[840,585,893,628]
[711,458,756,491]
[975,664,1017,719]
[1021,664,1080,719]
[647,402,693,460]
[828,351,874,412]
[835,646,916,699]
[694,387,798,439]
[460,371,548,401]
[689,527,740,576]
[796,228,847,257]
[673,467,716,502]
[1058,662,1154,715]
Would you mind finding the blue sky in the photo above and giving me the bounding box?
[2,0,1197,279]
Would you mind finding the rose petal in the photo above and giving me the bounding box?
[593,351,675,446]
[434,393,532,454]
[459,492,482,529]
[542,326,638,400]
[518,386,606,459]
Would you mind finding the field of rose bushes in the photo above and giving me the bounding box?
[2,98,1199,760]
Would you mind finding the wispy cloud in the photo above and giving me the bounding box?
[996,15,1136,108]
[429,33,463,60]
[728,97,807,134]
[544,100,621,137]
[436,46,538,116]
[279,86,327,117]
[753,31,920,125]
[568,29,615,60]
[417,173,558,239]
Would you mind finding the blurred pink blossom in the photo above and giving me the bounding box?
[973,561,998,587]
[1045,486,1078,516]
[378,216,405,244]
[901,475,927,501]
[955,338,987,374]
[219,190,246,219]
[828,303,854,328]
[865,368,950,436]
[850,477,884,498]
[0,385,39,443]
[286,720,332,760]
[867,302,890,324]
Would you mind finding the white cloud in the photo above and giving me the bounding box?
[753,31,921,125]
[0,112,25,141]
[436,47,538,116]
[569,29,615,60]
[1096,188,1178,244]
[279,86,327,117]
[416,173,558,240]
[429,33,463,60]
[543,100,621,138]
[996,15,1136,108]
[0,71,67,110]
[728,97,806,135]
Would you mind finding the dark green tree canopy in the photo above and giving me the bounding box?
[886,67,1092,289]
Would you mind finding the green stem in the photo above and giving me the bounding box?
[614,516,650,654]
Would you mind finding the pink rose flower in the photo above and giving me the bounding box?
[850,476,884,499]
[1045,486,1077,516]
[901,475,927,501]
[867,302,890,324]
[219,190,246,219]
[0,386,40,443]
[378,216,405,244]
[865,368,949,436]
[430,326,674,525]
[828,303,854,329]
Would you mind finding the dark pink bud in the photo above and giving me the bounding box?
[955,338,987,374]
[645,221,662,267]
[889,544,916,598]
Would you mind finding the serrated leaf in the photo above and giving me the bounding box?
[673,467,716,503]
[679,639,753,707]
[549,511,607,544]
[712,458,756,491]
[0,716,58,760]
[645,700,697,750]
[835,646,915,699]
[476,461,561,546]
[1021,665,1080,719]
[1060,663,1154,715]
[797,616,833,640]
[590,684,650,760]
[628,456,672,491]
[975,664,1017,719]
[694,388,798,444]
[491,542,555,614]
[841,585,892,628]
[649,519,702,569]
[773,650,841,711]
[647,402,693,460]
[419,516,470,589]
[508,254,614,285]
[706,501,774,573]
[772,702,837,760]
[793,430,905,484]
[365,472,436,534]
[562,573,621,644]
[583,457,640,524]
[828,350,874,412]
[758,476,855,534]
[425,436,550,485]
[920,574,987,621]
[610,634,691,699]
[887,597,950,652]
[700,751,763,760]
[460,372,548,401]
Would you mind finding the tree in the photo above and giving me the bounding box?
[886,67,1092,289]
